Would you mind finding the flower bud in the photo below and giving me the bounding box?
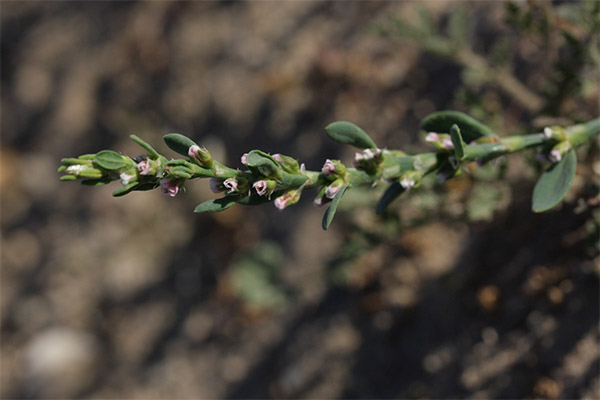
[325,179,344,199]
[188,145,213,167]
[322,159,336,175]
[241,153,248,165]
[548,140,571,164]
[274,189,301,210]
[543,126,567,141]
[353,148,382,172]
[312,186,329,207]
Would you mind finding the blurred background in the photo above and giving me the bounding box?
[1,1,599,399]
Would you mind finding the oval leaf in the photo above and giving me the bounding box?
[376,181,406,214]
[194,196,240,213]
[532,149,577,213]
[164,133,197,157]
[95,150,127,170]
[420,111,497,142]
[325,121,377,149]
[322,183,350,230]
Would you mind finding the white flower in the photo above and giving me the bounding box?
[120,173,135,186]
[400,177,415,190]
[425,132,440,143]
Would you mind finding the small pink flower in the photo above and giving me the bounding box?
[274,196,288,210]
[549,149,562,163]
[209,178,223,194]
[325,184,341,199]
[137,160,152,175]
[253,180,268,196]
[160,178,179,197]
[425,132,440,143]
[241,153,248,165]
[322,159,336,175]
[313,197,325,207]
[274,190,300,210]
[353,152,364,168]
[442,137,454,150]
[223,178,238,194]
[188,145,202,159]
[273,154,283,163]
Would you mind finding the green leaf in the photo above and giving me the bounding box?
[130,134,160,159]
[376,181,406,214]
[163,133,197,157]
[532,149,577,213]
[325,121,377,149]
[77,168,104,179]
[95,150,127,170]
[246,150,281,178]
[322,183,350,230]
[112,182,138,197]
[169,166,193,179]
[420,111,497,142]
[59,175,78,181]
[450,124,466,160]
[194,196,240,213]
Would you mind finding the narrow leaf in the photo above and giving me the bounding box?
[322,183,350,230]
[130,134,160,159]
[420,111,497,142]
[194,196,240,213]
[325,121,377,149]
[95,150,127,170]
[532,150,577,212]
[376,181,406,214]
[450,124,466,160]
[163,133,197,157]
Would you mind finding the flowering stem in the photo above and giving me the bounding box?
[58,112,600,228]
